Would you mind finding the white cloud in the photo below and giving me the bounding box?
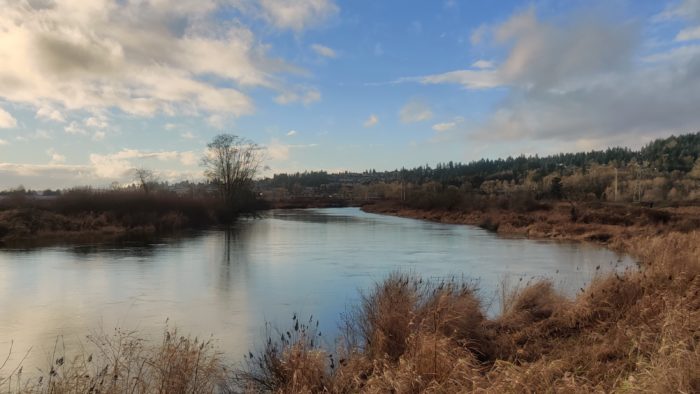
[15,130,53,141]
[36,106,65,123]
[461,8,700,145]
[179,151,198,166]
[413,8,636,92]
[165,123,177,130]
[418,69,502,89]
[472,59,494,69]
[64,121,88,135]
[275,87,321,105]
[0,139,8,146]
[656,0,700,22]
[207,114,226,129]
[0,163,89,186]
[258,0,339,32]
[399,99,433,123]
[363,114,379,128]
[0,148,204,188]
[266,138,318,161]
[471,51,700,144]
[89,149,199,178]
[287,130,298,136]
[88,153,134,179]
[92,131,106,141]
[47,148,66,164]
[267,138,291,160]
[397,7,700,149]
[311,43,337,58]
[181,131,196,139]
[470,24,488,45]
[85,116,109,129]
[34,130,53,140]
[0,107,17,128]
[676,26,700,41]
[0,0,320,123]
[432,117,464,132]
[492,8,636,89]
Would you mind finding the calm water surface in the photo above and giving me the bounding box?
[0,208,634,367]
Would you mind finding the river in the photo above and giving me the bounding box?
[0,208,634,369]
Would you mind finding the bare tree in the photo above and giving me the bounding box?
[133,167,157,194]
[201,134,262,203]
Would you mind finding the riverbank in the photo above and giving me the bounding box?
[362,199,700,254]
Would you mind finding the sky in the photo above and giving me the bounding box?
[1,0,700,189]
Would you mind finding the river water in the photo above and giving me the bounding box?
[0,208,634,368]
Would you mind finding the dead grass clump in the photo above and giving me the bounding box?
[499,280,566,328]
[234,316,332,393]
[354,273,420,361]
[569,274,643,324]
[414,281,488,358]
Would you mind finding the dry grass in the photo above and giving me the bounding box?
[0,328,229,394]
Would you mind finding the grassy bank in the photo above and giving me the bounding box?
[363,199,700,252]
[0,189,268,245]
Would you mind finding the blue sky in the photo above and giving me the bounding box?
[1,0,700,189]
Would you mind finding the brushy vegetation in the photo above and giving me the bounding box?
[0,188,268,244]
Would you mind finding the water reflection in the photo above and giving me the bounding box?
[0,208,635,370]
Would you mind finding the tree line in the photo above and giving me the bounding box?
[260,132,700,191]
